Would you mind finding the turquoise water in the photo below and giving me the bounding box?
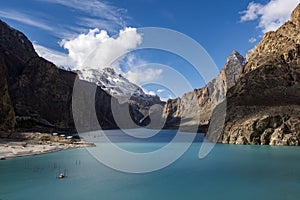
[0,131,300,200]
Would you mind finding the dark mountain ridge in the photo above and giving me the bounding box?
[0,20,119,133]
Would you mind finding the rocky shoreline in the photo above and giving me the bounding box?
[0,132,95,160]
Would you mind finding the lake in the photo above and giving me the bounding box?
[0,130,299,200]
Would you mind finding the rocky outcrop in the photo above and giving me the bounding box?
[219,4,300,145]
[163,51,245,132]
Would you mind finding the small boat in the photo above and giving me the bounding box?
[57,169,67,179]
[58,173,65,179]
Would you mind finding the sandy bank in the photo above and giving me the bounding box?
[0,132,94,160]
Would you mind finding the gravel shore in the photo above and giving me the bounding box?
[0,132,94,160]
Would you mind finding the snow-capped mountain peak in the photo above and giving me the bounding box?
[76,67,158,101]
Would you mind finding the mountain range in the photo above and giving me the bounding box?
[0,3,300,146]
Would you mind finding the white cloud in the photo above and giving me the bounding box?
[248,37,257,43]
[39,0,127,34]
[0,10,53,31]
[240,0,300,33]
[34,25,163,89]
[32,24,165,91]
[33,44,73,67]
[240,2,263,21]
[157,89,165,93]
[60,27,142,72]
[125,68,163,85]
[34,27,162,87]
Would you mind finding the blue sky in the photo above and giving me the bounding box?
[1,0,299,99]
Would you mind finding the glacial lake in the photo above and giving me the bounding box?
[0,130,300,200]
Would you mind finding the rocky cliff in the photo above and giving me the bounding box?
[0,20,119,133]
[0,54,15,131]
[0,20,35,131]
[219,4,300,145]
[163,51,245,132]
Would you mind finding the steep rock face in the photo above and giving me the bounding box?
[0,20,77,131]
[220,4,300,145]
[0,19,36,131]
[11,57,77,131]
[0,20,118,132]
[0,55,15,131]
[163,51,245,131]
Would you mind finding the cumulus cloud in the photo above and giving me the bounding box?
[125,68,163,85]
[157,89,165,93]
[58,26,164,85]
[240,0,300,33]
[60,27,142,72]
[34,27,163,85]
